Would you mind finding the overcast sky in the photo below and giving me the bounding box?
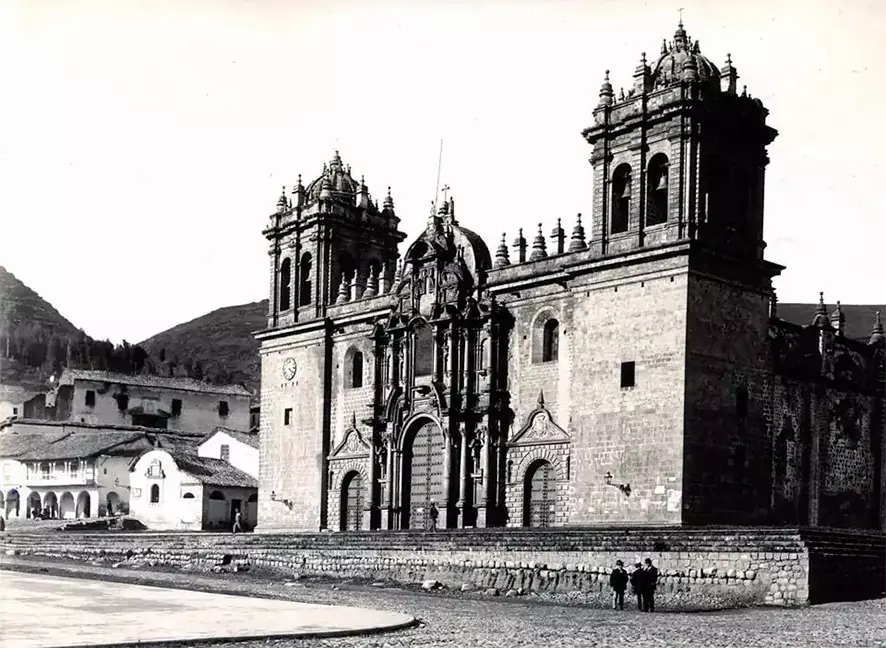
[1,0,883,344]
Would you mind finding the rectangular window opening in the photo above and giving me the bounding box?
[220,444,230,462]
[620,361,636,388]
[284,408,292,426]
[171,399,182,416]
[218,400,229,417]
[85,390,96,407]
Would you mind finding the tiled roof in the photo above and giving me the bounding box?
[12,431,150,461]
[60,369,252,397]
[171,451,258,489]
[202,427,260,449]
[0,431,70,458]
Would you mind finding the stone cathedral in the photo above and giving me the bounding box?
[256,22,885,533]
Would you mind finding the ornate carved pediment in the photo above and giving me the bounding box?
[330,421,370,459]
[509,391,570,446]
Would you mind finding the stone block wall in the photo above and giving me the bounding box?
[6,527,880,607]
[258,329,330,531]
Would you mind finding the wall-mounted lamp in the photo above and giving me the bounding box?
[604,471,631,497]
[269,490,294,510]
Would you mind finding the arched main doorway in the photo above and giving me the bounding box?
[75,491,91,518]
[523,460,556,528]
[402,420,445,530]
[340,471,363,531]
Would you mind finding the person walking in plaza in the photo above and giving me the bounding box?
[629,562,645,610]
[609,560,629,610]
[642,558,659,612]
[232,509,243,534]
[428,502,439,531]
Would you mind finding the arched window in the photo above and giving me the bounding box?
[299,253,312,306]
[182,492,195,499]
[348,350,364,388]
[150,484,160,503]
[209,490,225,500]
[414,323,434,377]
[279,258,292,311]
[646,154,669,226]
[542,319,559,362]
[611,164,632,234]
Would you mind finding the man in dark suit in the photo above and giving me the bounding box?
[629,562,645,610]
[642,558,659,612]
[609,560,629,610]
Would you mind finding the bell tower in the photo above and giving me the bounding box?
[263,151,406,329]
[582,21,778,262]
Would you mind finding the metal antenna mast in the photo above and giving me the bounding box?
[433,139,444,211]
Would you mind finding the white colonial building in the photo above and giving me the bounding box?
[129,428,258,530]
[0,419,203,521]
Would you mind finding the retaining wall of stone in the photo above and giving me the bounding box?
[2,526,882,608]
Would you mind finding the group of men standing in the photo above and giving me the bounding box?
[608,558,659,612]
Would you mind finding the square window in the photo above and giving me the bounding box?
[620,361,635,388]
[284,408,292,426]
[218,400,229,417]
[85,390,96,407]
[171,399,182,416]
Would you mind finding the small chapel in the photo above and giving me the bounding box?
[255,22,885,533]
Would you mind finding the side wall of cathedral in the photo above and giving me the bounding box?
[492,249,691,526]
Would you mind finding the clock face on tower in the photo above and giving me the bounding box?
[282,357,297,380]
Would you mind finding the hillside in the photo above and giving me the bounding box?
[139,300,267,399]
[778,303,883,342]
[0,266,154,391]
[0,266,82,389]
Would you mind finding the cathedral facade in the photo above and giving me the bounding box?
[256,23,885,533]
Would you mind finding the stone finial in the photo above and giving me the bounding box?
[537,390,545,407]
[634,51,651,93]
[869,311,884,345]
[393,258,403,285]
[550,218,565,255]
[293,174,306,208]
[363,266,379,298]
[568,213,587,252]
[529,223,548,261]
[383,186,395,213]
[512,228,527,263]
[812,292,830,328]
[720,52,738,94]
[830,301,845,336]
[276,186,288,213]
[350,271,364,302]
[598,70,614,108]
[336,273,350,304]
[494,233,511,269]
[356,175,371,209]
[380,262,391,294]
[769,289,778,319]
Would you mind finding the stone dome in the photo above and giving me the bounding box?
[652,22,721,92]
[305,151,361,203]
[403,200,492,285]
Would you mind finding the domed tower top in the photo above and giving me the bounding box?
[652,21,721,92]
[305,150,362,204]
